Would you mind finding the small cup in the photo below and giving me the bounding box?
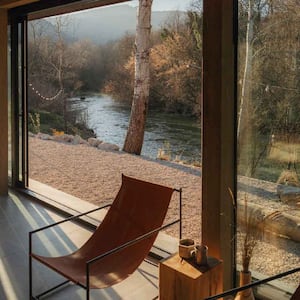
[179,238,195,259]
[192,244,208,266]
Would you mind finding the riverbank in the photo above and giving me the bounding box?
[28,136,299,287]
[71,95,201,163]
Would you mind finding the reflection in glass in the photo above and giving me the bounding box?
[237,0,300,293]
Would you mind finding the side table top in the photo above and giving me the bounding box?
[160,253,222,280]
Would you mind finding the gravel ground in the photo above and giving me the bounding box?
[28,136,299,288]
[237,176,300,288]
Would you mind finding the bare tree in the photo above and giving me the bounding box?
[123,0,153,155]
[28,16,90,131]
[237,0,255,142]
[237,0,300,177]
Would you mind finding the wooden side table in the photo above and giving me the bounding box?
[159,253,223,300]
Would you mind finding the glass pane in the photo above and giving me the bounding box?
[27,0,202,241]
[8,25,12,185]
[237,0,300,296]
[18,23,24,183]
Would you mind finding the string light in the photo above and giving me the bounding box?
[28,83,63,101]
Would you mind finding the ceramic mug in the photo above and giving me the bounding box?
[178,238,195,259]
[191,244,208,266]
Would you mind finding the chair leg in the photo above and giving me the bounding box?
[30,253,70,300]
[86,286,89,300]
[29,254,33,299]
[86,264,90,300]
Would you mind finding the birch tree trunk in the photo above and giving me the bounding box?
[237,0,256,176]
[237,0,254,142]
[123,0,153,155]
[55,17,67,132]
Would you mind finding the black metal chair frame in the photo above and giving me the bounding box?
[29,188,182,300]
[205,267,300,300]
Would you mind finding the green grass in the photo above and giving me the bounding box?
[28,110,95,140]
[238,140,300,183]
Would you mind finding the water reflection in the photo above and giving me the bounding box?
[73,95,201,163]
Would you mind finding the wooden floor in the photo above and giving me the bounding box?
[0,190,160,300]
[1,188,295,300]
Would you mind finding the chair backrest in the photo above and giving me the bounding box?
[77,174,174,286]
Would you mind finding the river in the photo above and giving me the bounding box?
[73,95,201,163]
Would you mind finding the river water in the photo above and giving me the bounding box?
[73,95,201,163]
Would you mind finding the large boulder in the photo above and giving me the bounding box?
[88,137,103,147]
[97,142,119,151]
[53,134,74,143]
[36,133,53,140]
[237,201,300,242]
[73,135,88,145]
[277,184,300,206]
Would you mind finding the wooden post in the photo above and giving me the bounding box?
[202,0,236,290]
[159,254,223,300]
[0,8,8,195]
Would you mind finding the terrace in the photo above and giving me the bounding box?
[0,0,299,299]
[0,189,166,299]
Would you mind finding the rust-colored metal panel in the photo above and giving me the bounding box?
[28,0,129,20]
[0,0,39,9]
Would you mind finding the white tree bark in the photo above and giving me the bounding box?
[123,0,153,155]
[237,0,254,141]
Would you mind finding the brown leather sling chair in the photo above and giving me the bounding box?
[29,174,182,299]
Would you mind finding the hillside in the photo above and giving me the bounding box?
[38,4,186,44]
[69,4,185,44]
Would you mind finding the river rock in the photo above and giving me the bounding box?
[88,137,103,147]
[97,142,119,151]
[36,133,53,140]
[73,135,88,145]
[277,184,300,206]
[53,134,74,143]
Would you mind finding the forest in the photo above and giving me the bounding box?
[237,0,300,179]
[28,3,202,125]
[27,0,300,180]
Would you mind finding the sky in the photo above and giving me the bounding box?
[127,0,191,11]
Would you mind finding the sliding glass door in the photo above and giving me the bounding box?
[10,16,28,188]
[237,0,300,294]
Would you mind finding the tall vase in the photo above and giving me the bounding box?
[235,271,255,300]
